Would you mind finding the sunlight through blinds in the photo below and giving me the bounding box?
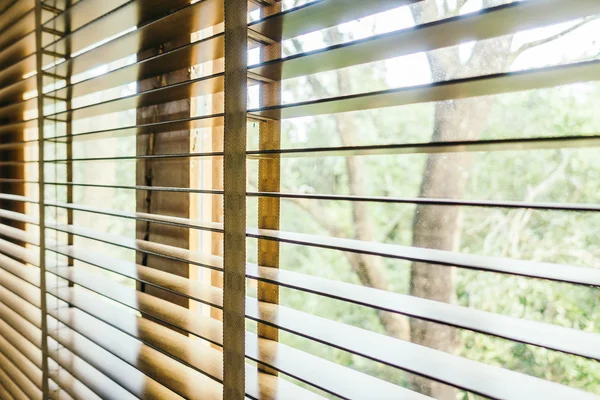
[0,0,599,399]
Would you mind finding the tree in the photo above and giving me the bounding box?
[276,1,598,398]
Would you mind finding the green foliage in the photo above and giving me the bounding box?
[267,66,600,395]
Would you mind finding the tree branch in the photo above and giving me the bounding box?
[505,151,569,257]
[506,16,599,67]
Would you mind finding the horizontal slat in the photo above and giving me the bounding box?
[0,316,41,368]
[0,284,41,332]
[47,339,130,400]
[0,349,41,399]
[41,0,576,123]
[0,332,41,391]
[50,298,251,399]
[42,0,407,103]
[49,270,424,399]
[48,225,224,272]
[247,264,600,361]
[48,250,223,305]
[45,181,223,194]
[0,0,20,13]
[43,0,199,61]
[0,361,28,400]
[247,227,600,287]
[47,73,224,121]
[0,0,52,79]
[51,300,327,400]
[50,202,223,232]
[0,178,36,184]
[53,242,600,362]
[38,265,600,400]
[0,99,36,129]
[47,134,600,162]
[0,192,37,203]
[248,0,421,42]
[0,251,40,286]
[0,2,34,59]
[46,0,224,80]
[0,266,41,309]
[244,298,600,400]
[0,297,41,347]
[40,0,423,115]
[0,75,36,108]
[41,0,130,47]
[249,59,600,120]
[0,33,35,76]
[46,315,182,400]
[45,151,223,163]
[249,0,600,81]
[0,223,39,245]
[0,208,39,224]
[47,32,224,102]
[247,134,600,158]
[249,191,600,212]
[0,318,64,398]
[0,381,14,400]
[0,161,36,167]
[51,196,600,229]
[47,113,224,142]
[46,277,222,346]
[0,139,36,150]
[0,237,39,265]
[0,55,35,98]
[51,307,226,400]
[49,222,600,287]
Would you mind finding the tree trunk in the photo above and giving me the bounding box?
[408,2,512,397]
[333,58,412,341]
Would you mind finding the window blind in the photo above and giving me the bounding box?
[0,0,599,399]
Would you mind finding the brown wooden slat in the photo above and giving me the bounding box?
[248,0,422,42]
[0,266,41,308]
[0,332,41,391]
[0,364,26,400]
[48,113,224,142]
[0,3,35,57]
[47,338,134,400]
[46,316,182,400]
[0,193,36,203]
[249,59,600,120]
[0,349,41,400]
[50,221,600,288]
[249,0,600,81]
[246,227,600,287]
[50,302,326,400]
[246,134,600,159]
[246,264,600,362]
[48,32,224,102]
[49,308,225,400]
[0,381,15,400]
[48,269,423,399]
[0,285,41,331]
[50,242,600,362]
[0,250,40,286]
[46,0,224,79]
[0,208,38,225]
[0,318,68,399]
[0,223,39,245]
[0,317,41,367]
[0,298,41,347]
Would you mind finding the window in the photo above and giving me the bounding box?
[1,0,600,399]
